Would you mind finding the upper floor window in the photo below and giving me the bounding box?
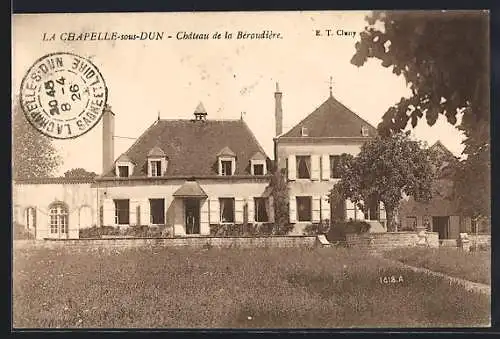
[253,164,264,175]
[330,155,341,179]
[221,160,233,176]
[147,146,167,177]
[115,154,134,178]
[361,126,369,137]
[217,146,236,176]
[250,151,267,176]
[150,160,162,177]
[301,126,309,136]
[118,165,129,178]
[296,155,311,179]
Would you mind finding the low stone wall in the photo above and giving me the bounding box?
[468,234,491,248]
[345,232,439,253]
[13,235,319,250]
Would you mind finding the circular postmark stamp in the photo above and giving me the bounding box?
[19,52,108,139]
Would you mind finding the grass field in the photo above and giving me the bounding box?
[13,246,490,328]
[385,247,491,285]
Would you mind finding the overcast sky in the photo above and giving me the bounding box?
[12,11,465,176]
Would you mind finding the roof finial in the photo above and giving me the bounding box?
[276,82,280,93]
[329,76,333,97]
[157,111,160,121]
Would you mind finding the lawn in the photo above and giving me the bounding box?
[13,246,490,328]
[385,247,491,285]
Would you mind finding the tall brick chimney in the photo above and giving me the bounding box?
[102,105,115,174]
[275,82,283,136]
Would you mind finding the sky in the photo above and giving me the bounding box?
[12,11,466,176]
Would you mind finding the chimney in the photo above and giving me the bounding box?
[275,82,283,136]
[102,105,115,174]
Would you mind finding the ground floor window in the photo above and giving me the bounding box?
[220,198,235,223]
[114,199,130,225]
[254,197,269,222]
[297,196,312,222]
[25,207,36,229]
[150,199,165,224]
[49,202,68,234]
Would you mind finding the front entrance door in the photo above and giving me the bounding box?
[432,216,450,239]
[185,199,200,234]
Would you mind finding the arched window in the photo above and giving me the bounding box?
[49,202,68,235]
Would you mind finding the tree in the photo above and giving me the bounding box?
[330,132,434,231]
[12,99,61,179]
[352,10,490,219]
[269,166,292,235]
[63,168,98,178]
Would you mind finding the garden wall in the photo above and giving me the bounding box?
[13,236,319,250]
[468,234,491,248]
[345,232,439,252]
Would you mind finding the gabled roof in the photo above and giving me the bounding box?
[250,151,267,160]
[194,102,207,114]
[104,118,268,177]
[116,154,133,163]
[173,180,208,198]
[217,146,236,157]
[279,95,377,138]
[147,146,166,157]
[430,140,455,159]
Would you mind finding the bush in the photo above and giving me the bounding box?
[209,223,277,236]
[79,225,120,238]
[326,220,370,242]
[79,225,169,238]
[303,220,330,236]
[13,223,35,240]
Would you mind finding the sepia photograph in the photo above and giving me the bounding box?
[11,10,491,329]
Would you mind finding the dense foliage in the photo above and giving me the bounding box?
[331,133,434,231]
[269,167,294,235]
[64,168,98,178]
[352,10,490,219]
[12,100,61,179]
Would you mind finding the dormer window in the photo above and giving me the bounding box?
[361,126,369,137]
[250,151,267,176]
[217,146,236,176]
[118,165,129,178]
[221,161,232,176]
[301,127,309,136]
[147,146,167,177]
[150,160,162,177]
[115,154,134,178]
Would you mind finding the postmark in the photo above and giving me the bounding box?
[19,52,108,139]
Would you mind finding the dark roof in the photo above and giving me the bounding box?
[173,180,208,198]
[104,119,269,177]
[279,95,377,138]
[14,177,96,185]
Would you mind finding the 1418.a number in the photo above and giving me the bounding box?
[44,77,81,115]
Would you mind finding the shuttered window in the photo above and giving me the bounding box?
[220,198,235,223]
[297,196,312,222]
[296,156,311,179]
